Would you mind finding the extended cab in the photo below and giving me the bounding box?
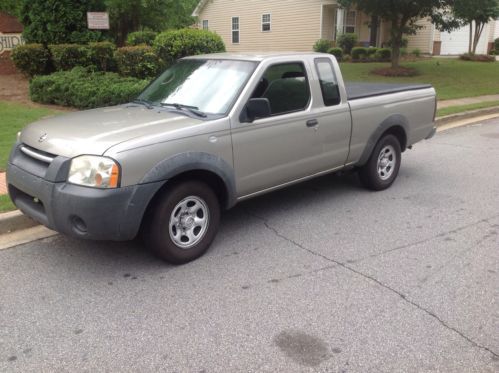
[7,52,437,263]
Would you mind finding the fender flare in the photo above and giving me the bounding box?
[139,152,237,208]
[357,114,409,166]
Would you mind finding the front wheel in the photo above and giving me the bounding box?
[143,181,221,264]
[358,134,401,191]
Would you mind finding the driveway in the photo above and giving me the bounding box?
[1,118,498,372]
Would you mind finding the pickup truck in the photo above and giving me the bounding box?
[7,52,437,264]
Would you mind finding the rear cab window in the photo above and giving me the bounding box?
[314,58,341,106]
[251,62,311,116]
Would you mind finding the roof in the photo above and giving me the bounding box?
[192,0,209,17]
[0,12,23,33]
[183,51,328,62]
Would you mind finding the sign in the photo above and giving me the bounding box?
[0,33,24,54]
[87,12,110,30]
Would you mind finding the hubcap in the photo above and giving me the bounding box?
[169,196,209,249]
[377,145,396,181]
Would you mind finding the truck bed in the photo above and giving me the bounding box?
[346,82,433,100]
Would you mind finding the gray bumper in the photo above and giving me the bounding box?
[426,126,437,139]
[6,162,163,241]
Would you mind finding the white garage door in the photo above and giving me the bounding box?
[440,24,489,55]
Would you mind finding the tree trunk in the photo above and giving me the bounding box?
[390,19,401,69]
[468,22,473,54]
[472,22,484,54]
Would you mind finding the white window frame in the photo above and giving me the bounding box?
[344,10,356,34]
[202,20,209,30]
[262,13,271,32]
[232,16,240,44]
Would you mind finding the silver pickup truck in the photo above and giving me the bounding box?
[7,52,436,263]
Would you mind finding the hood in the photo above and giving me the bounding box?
[20,105,203,158]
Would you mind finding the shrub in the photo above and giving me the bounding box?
[351,47,368,60]
[366,47,379,56]
[11,44,50,77]
[327,47,343,61]
[89,42,116,72]
[127,31,158,46]
[337,33,358,54]
[115,46,163,79]
[400,48,408,57]
[375,48,392,61]
[313,39,331,53]
[154,29,225,65]
[412,48,421,57]
[459,53,495,62]
[30,67,149,109]
[49,44,92,71]
[494,37,499,51]
[386,37,409,48]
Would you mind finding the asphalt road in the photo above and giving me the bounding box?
[1,118,498,372]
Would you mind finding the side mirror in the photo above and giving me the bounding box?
[244,98,271,122]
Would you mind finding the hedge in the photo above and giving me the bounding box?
[127,31,158,46]
[351,47,368,60]
[337,33,358,54]
[89,42,116,71]
[115,46,163,79]
[313,39,332,53]
[49,44,92,71]
[11,44,50,77]
[375,48,392,61]
[30,67,149,109]
[327,47,343,61]
[154,29,225,65]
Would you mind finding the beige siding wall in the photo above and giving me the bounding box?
[406,18,434,54]
[197,0,337,52]
[321,5,335,40]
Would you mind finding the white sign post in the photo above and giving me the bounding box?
[87,12,110,30]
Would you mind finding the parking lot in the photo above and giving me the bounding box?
[1,118,498,372]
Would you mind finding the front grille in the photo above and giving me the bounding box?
[20,144,56,164]
[11,144,57,178]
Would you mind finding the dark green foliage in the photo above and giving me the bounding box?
[89,42,116,71]
[313,39,332,53]
[49,44,92,71]
[494,38,499,51]
[412,48,421,57]
[126,31,158,46]
[11,44,50,77]
[0,0,22,17]
[21,0,104,45]
[367,47,379,57]
[153,29,225,65]
[327,47,343,61]
[351,47,368,60]
[375,48,392,61]
[386,37,409,48]
[337,33,358,54]
[30,67,149,109]
[115,46,163,79]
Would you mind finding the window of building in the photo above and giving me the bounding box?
[202,20,209,30]
[232,17,240,44]
[345,10,356,34]
[262,13,271,32]
[314,58,340,106]
[251,63,310,116]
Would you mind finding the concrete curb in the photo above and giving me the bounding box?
[1,106,498,236]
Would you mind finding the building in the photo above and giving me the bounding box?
[0,11,24,74]
[192,0,499,55]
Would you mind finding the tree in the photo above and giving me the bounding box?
[433,0,499,54]
[339,0,452,68]
[0,0,22,17]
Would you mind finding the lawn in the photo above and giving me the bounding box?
[0,101,60,172]
[340,59,499,101]
[437,100,499,117]
[0,194,15,213]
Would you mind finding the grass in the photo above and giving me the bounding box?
[0,101,59,172]
[0,194,15,213]
[437,100,499,117]
[340,59,499,100]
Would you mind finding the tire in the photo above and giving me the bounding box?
[358,134,401,191]
[143,180,220,264]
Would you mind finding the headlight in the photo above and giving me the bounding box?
[68,156,120,188]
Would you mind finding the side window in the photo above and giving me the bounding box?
[314,58,341,106]
[232,17,240,44]
[251,63,310,116]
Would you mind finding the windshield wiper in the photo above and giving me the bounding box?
[131,99,154,109]
[160,103,207,118]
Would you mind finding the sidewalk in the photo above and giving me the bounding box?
[437,94,499,109]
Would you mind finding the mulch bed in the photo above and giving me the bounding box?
[371,66,420,77]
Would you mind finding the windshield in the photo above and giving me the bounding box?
[138,59,257,115]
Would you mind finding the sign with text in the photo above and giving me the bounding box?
[0,33,24,54]
[87,12,110,30]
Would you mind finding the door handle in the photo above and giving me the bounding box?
[306,119,318,127]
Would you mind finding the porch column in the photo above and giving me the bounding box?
[336,8,345,37]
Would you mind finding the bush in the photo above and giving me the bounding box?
[89,42,116,72]
[351,47,368,60]
[154,29,225,65]
[412,48,421,57]
[459,53,495,62]
[11,44,50,77]
[49,44,92,71]
[337,33,358,54]
[494,37,499,51]
[375,48,392,61]
[127,31,158,46]
[366,47,379,56]
[327,47,343,61]
[400,48,408,57]
[115,46,163,79]
[313,39,331,53]
[386,37,409,48]
[30,67,149,109]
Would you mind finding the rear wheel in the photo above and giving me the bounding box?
[143,181,220,264]
[358,134,401,191]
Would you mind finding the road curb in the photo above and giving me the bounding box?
[1,106,498,236]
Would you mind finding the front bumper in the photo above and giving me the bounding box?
[6,160,163,242]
